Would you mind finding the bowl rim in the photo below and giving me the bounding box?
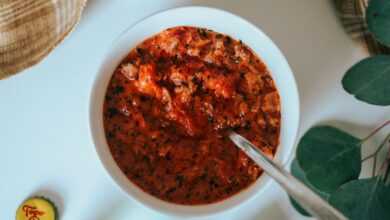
[89,5,300,217]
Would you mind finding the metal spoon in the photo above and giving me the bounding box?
[229,131,347,220]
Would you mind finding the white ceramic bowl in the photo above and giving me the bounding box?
[90,6,300,217]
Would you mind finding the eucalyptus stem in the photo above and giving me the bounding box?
[374,138,390,177]
[361,133,390,178]
[362,133,390,162]
[362,134,390,162]
[379,139,390,184]
[362,120,390,143]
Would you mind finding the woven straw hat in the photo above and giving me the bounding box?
[334,0,390,55]
[0,0,87,79]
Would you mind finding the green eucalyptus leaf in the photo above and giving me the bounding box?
[342,55,390,106]
[367,0,390,46]
[289,159,330,217]
[329,178,390,220]
[297,126,362,194]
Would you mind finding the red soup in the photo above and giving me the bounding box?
[103,26,281,205]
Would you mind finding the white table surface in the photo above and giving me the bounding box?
[1,0,389,219]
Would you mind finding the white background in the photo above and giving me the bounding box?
[1,0,389,219]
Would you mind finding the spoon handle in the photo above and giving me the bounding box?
[229,132,347,220]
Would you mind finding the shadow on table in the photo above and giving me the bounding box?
[249,199,291,220]
[88,199,124,220]
[33,186,66,219]
[86,196,137,220]
[78,0,112,27]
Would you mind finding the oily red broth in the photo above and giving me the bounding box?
[103,26,281,205]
